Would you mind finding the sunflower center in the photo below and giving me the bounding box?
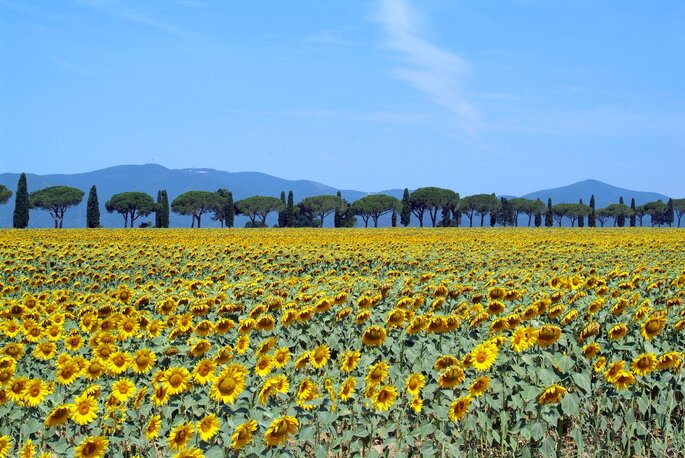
[169,374,183,387]
[219,377,236,393]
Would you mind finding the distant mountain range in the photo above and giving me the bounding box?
[0,164,673,228]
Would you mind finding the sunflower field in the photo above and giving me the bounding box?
[0,228,684,457]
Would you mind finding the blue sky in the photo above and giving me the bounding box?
[1,0,683,196]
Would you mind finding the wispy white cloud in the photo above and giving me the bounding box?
[377,0,480,134]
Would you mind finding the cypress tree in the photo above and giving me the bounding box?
[588,195,596,227]
[630,198,636,227]
[578,199,584,227]
[334,191,344,228]
[400,188,411,227]
[155,190,163,228]
[391,211,398,227]
[278,191,287,227]
[666,198,674,227]
[544,198,553,227]
[86,185,101,228]
[285,191,294,227]
[225,191,234,228]
[13,173,29,228]
[617,196,625,227]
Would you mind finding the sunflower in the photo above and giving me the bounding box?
[641,314,666,340]
[339,350,361,373]
[582,343,600,359]
[7,377,28,404]
[448,395,472,422]
[611,371,636,390]
[168,422,194,451]
[310,344,330,369]
[294,352,311,370]
[339,377,356,401]
[604,360,625,382]
[111,378,135,402]
[22,379,49,407]
[105,351,131,375]
[434,355,460,371]
[386,309,405,328]
[657,352,682,370]
[215,318,235,335]
[32,341,57,360]
[193,359,216,384]
[361,325,387,346]
[366,361,389,386]
[438,366,465,389]
[405,373,425,397]
[231,419,258,450]
[236,335,250,355]
[406,315,426,335]
[268,347,289,368]
[210,364,247,404]
[631,353,657,377]
[254,355,273,377]
[486,300,505,316]
[71,395,98,425]
[372,385,397,411]
[145,414,162,439]
[470,341,498,372]
[45,405,71,427]
[55,361,81,385]
[510,326,537,352]
[197,414,221,441]
[468,376,490,397]
[536,325,562,347]
[607,323,628,340]
[264,416,298,447]
[151,385,170,406]
[173,447,205,458]
[162,367,192,395]
[538,384,567,405]
[296,378,319,409]
[594,356,607,372]
[74,436,108,458]
[577,321,600,344]
[131,349,156,374]
[20,439,35,458]
[0,436,9,458]
[410,396,423,413]
[214,345,234,365]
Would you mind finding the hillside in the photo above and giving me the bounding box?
[0,166,675,228]
[524,179,669,208]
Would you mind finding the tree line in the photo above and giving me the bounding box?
[2,173,683,229]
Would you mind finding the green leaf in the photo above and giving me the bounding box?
[539,368,556,385]
[557,355,575,372]
[20,418,42,436]
[572,372,591,394]
[540,436,557,457]
[205,446,226,458]
[561,392,579,416]
[531,422,545,442]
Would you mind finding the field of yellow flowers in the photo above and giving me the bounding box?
[1,228,684,457]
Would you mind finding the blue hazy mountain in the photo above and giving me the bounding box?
[0,165,673,228]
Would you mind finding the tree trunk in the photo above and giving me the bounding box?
[124,214,128,228]
[480,214,485,227]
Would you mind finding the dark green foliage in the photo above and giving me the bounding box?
[544,198,553,227]
[352,194,400,227]
[496,197,515,226]
[400,188,411,227]
[588,194,596,227]
[617,196,626,227]
[666,198,674,227]
[673,198,685,227]
[30,185,84,228]
[298,195,343,227]
[87,185,101,228]
[577,199,585,227]
[630,198,636,227]
[13,173,29,228]
[106,192,157,228]
[0,184,13,226]
[279,191,287,227]
[212,189,234,228]
[459,194,498,227]
[534,209,542,227]
[234,195,282,226]
[440,205,451,227]
[155,190,163,228]
[285,191,295,227]
[410,187,459,227]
